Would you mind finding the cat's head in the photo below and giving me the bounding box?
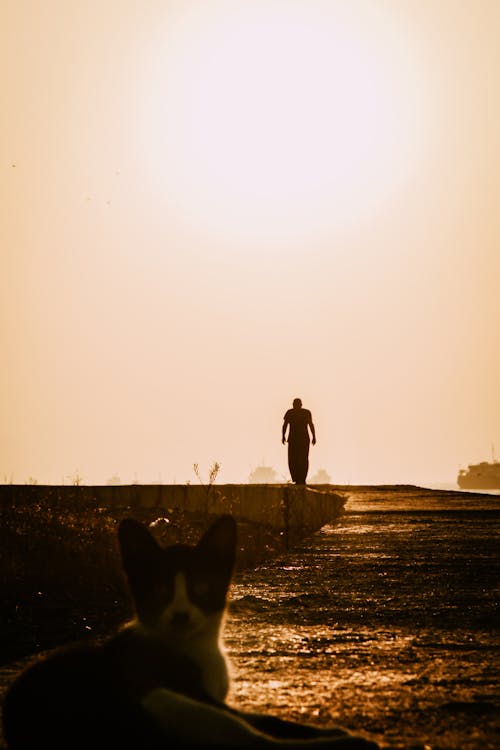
[118,515,237,640]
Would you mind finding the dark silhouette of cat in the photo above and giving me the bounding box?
[3,515,378,749]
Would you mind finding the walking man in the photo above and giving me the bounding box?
[282,398,316,484]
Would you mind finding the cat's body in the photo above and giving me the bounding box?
[3,515,378,749]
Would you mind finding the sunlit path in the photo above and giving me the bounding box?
[225,493,500,749]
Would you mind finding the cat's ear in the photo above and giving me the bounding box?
[197,515,237,575]
[118,518,161,595]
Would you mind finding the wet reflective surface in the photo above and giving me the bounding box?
[224,493,500,749]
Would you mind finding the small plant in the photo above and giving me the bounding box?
[193,462,220,487]
[66,470,84,486]
[193,462,222,514]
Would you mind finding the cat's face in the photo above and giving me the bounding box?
[118,516,236,640]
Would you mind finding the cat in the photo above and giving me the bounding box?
[2,514,379,749]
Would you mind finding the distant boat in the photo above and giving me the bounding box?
[457,460,500,490]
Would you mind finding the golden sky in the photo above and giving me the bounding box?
[1,0,499,486]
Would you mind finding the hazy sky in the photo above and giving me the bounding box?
[2,0,499,486]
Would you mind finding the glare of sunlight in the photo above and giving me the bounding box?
[141,1,431,246]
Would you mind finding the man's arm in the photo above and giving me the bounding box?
[308,413,316,445]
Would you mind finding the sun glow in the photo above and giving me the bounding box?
[142,1,430,243]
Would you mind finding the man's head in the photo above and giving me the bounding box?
[293,398,302,408]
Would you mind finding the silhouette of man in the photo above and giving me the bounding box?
[282,398,316,484]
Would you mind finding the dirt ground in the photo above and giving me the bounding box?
[224,489,500,749]
[1,487,499,749]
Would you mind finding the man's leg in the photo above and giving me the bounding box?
[291,440,309,484]
[288,442,298,482]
